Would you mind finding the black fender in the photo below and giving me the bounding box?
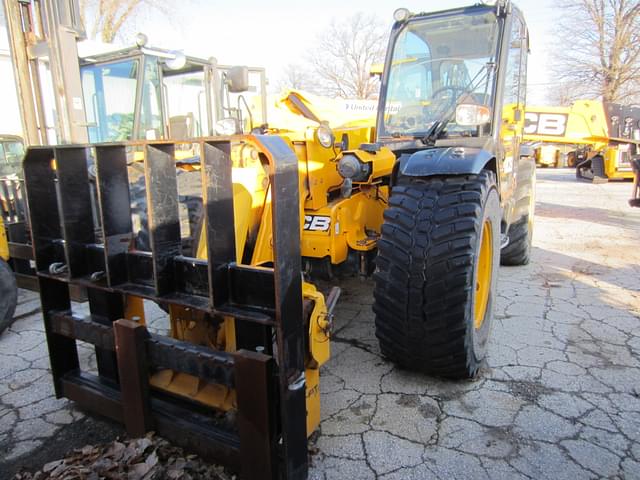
[398,147,495,177]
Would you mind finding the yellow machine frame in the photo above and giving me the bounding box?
[0,218,9,261]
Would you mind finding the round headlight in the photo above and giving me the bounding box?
[393,8,410,23]
[316,124,335,148]
[135,32,148,47]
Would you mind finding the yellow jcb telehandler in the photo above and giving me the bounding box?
[23,2,533,479]
[523,100,640,181]
[577,103,640,182]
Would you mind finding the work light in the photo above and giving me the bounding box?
[393,8,410,23]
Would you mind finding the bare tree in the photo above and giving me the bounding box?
[305,12,388,99]
[550,0,640,104]
[275,63,315,93]
[79,0,168,43]
[547,82,577,106]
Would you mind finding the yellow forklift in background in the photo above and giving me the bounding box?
[523,100,640,181]
[78,39,267,145]
[0,135,24,333]
[0,217,18,333]
[524,101,608,168]
[576,103,640,182]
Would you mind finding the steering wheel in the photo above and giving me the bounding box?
[427,86,473,119]
[387,104,427,131]
[386,86,474,133]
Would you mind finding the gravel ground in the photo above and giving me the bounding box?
[1,168,639,479]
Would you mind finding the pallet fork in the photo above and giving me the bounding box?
[23,137,311,479]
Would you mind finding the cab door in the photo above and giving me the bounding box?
[499,16,527,201]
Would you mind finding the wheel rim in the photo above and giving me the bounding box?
[474,220,493,329]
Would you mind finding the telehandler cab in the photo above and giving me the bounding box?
[23,2,533,479]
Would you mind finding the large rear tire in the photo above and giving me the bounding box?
[500,215,532,265]
[373,171,500,378]
[501,157,535,266]
[0,259,18,334]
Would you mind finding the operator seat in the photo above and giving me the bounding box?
[169,113,195,140]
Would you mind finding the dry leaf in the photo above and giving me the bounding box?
[13,433,231,480]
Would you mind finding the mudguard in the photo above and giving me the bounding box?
[398,147,494,177]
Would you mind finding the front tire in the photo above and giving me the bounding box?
[591,155,608,183]
[576,155,608,183]
[0,259,18,334]
[373,171,500,379]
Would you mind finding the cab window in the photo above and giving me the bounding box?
[0,141,24,176]
[504,17,525,109]
[164,69,207,138]
[387,31,433,105]
[139,58,163,140]
[81,60,139,142]
[518,20,528,106]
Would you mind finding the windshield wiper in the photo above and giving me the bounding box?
[419,61,495,146]
[420,120,447,146]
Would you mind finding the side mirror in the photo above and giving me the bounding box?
[226,66,250,93]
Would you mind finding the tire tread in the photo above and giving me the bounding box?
[373,171,497,378]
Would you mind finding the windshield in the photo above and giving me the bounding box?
[81,59,140,143]
[164,69,208,138]
[381,10,499,139]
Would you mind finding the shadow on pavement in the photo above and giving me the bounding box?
[535,201,640,229]
[0,413,124,480]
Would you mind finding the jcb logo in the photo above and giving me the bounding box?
[304,215,331,232]
[524,112,568,136]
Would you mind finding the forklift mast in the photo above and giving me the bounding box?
[3,0,87,145]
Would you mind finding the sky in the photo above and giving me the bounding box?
[0,0,559,112]
[111,0,558,105]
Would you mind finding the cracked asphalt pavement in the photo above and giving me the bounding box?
[2,169,640,479]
